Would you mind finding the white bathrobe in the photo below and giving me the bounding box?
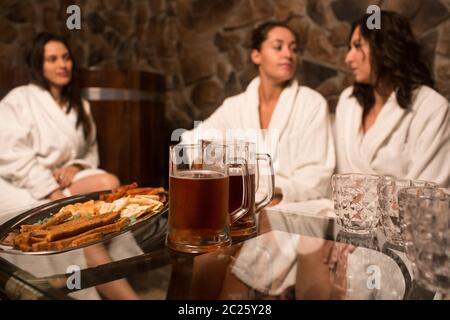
[181,77,336,203]
[0,84,104,216]
[335,85,450,187]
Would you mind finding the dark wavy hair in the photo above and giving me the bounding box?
[349,11,434,112]
[27,32,91,138]
[251,21,299,51]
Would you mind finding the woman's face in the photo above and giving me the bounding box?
[251,26,298,84]
[345,26,372,84]
[42,41,73,89]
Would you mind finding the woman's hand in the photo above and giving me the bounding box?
[323,241,355,271]
[53,165,82,188]
[296,238,355,300]
[323,242,355,299]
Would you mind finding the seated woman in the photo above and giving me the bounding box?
[335,11,450,187]
[0,34,142,300]
[0,32,119,219]
[182,21,336,204]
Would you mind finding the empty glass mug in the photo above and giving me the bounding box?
[332,173,382,235]
[167,143,250,253]
[379,177,437,247]
[399,187,449,294]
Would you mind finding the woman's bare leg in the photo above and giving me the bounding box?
[70,174,138,299]
[69,173,120,195]
[84,244,139,300]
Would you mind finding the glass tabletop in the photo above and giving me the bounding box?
[0,203,439,300]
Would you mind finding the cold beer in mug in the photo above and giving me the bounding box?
[167,144,250,253]
[221,140,274,240]
[228,172,256,238]
[169,170,230,249]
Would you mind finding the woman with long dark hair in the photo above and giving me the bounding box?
[0,32,120,218]
[335,11,450,187]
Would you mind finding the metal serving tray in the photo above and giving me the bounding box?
[0,190,168,255]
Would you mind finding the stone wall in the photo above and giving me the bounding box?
[1,0,449,134]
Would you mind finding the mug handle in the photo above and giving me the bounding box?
[229,157,251,224]
[255,153,275,212]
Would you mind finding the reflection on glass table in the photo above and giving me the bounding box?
[0,203,443,300]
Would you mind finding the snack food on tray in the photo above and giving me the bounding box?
[6,183,167,252]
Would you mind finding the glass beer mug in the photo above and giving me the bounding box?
[206,140,275,241]
[167,143,251,253]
